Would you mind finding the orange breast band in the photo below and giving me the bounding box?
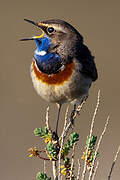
[32,59,75,85]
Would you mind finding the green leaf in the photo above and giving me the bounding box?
[86,135,97,149]
[36,172,51,180]
[64,157,70,165]
[62,132,79,157]
[70,132,79,144]
[43,127,48,135]
[62,145,70,156]
[47,142,57,157]
[34,128,44,137]
[34,127,49,138]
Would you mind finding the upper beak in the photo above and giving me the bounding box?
[20,18,45,41]
[24,19,38,26]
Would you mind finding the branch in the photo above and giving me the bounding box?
[52,161,58,180]
[45,106,51,133]
[63,96,87,140]
[108,145,120,180]
[89,115,109,180]
[81,90,100,180]
[91,161,99,180]
[70,144,75,180]
[44,160,46,173]
[77,159,81,180]
[58,106,69,180]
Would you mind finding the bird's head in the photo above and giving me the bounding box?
[20,19,83,74]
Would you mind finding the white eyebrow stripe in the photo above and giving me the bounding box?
[50,24,66,33]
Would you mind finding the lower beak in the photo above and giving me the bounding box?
[20,31,45,41]
[20,37,35,41]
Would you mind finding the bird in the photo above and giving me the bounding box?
[20,18,98,135]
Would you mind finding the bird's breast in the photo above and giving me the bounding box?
[30,58,92,104]
[32,58,75,85]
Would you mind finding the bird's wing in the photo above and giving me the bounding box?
[77,44,98,81]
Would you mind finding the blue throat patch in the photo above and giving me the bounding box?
[34,36,62,74]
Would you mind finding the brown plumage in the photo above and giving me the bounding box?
[22,18,98,134]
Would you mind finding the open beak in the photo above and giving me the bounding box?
[20,18,45,41]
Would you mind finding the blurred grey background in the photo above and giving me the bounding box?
[0,0,120,179]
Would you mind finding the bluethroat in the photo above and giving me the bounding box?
[21,19,98,135]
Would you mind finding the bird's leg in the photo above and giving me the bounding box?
[73,104,77,111]
[55,103,62,135]
[69,104,77,124]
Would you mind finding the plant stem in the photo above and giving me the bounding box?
[52,161,58,180]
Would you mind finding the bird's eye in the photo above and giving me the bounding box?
[47,27,54,33]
